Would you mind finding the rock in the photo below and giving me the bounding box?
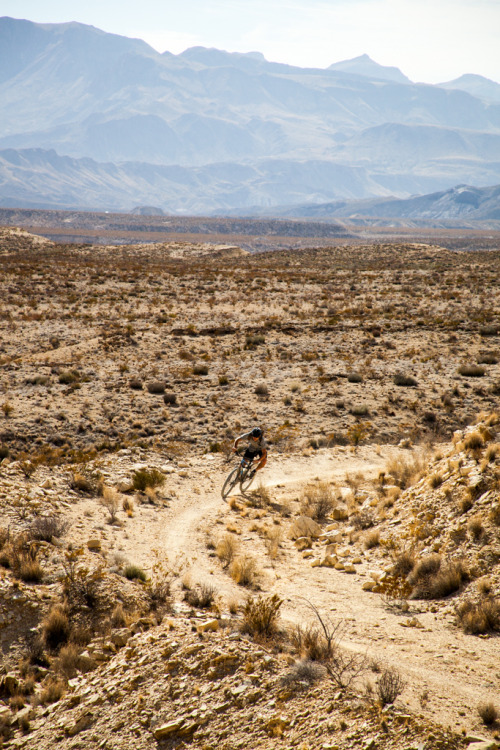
[321,555,338,568]
[290,516,322,540]
[196,619,219,633]
[13,707,32,727]
[362,581,376,591]
[110,628,131,647]
[332,504,348,521]
[343,564,356,573]
[154,719,185,740]
[87,538,101,551]
[302,550,313,559]
[117,479,134,493]
[0,705,11,724]
[467,741,499,750]
[294,536,312,551]
[311,559,321,568]
[65,712,94,736]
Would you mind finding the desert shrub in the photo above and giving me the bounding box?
[394,373,417,387]
[485,444,498,462]
[347,372,363,383]
[183,583,217,609]
[216,534,238,567]
[70,471,97,494]
[241,593,282,636]
[39,676,66,704]
[193,364,209,376]
[3,533,44,582]
[391,549,416,578]
[254,383,269,399]
[229,555,257,587]
[364,529,380,549]
[456,597,500,634]
[480,324,499,337]
[54,643,92,679]
[408,555,468,599]
[245,334,265,349]
[62,552,104,610]
[429,472,443,488]
[458,364,485,377]
[468,516,485,541]
[43,605,71,650]
[146,380,165,394]
[464,431,485,452]
[351,510,375,530]
[0,444,9,459]
[132,468,165,491]
[129,378,143,390]
[218,374,229,386]
[376,667,406,705]
[123,564,147,582]
[386,450,428,489]
[490,504,500,527]
[101,486,121,523]
[58,369,80,385]
[163,391,177,405]
[249,483,272,508]
[281,660,326,689]
[291,623,332,662]
[478,702,498,726]
[29,515,68,542]
[477,352,499,365]
[300,482,335,522]
[111,603,127,628]
[350,404,369,417]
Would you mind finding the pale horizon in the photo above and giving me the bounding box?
[2,0,500,85]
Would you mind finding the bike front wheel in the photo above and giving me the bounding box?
[221,466,240,499]
[239,465,256,493]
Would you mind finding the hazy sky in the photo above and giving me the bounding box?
[3,0,499,84]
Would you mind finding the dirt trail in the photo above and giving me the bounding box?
[112,445,498,734]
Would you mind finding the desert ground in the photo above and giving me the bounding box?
[0,224,499,749]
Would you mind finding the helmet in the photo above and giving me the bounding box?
[251,427,263,438]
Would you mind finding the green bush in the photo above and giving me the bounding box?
[132,468,165,492]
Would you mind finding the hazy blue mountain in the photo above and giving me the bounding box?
[439,74,500,104]
[0,16,500,212]
[257,184,500,226]
[328,54,411,84]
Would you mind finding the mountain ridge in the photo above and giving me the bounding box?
[1,17,500,213]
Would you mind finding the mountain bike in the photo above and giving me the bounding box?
[221,453,257,499]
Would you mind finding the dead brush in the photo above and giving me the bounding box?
[249,482,272,507]
[376,666,406,706]
[408,555,469,599]
[216,534,238,568]
[456,597,500,634]
[300,481,335,522]
[292,600,368,689]
[478,702,499,727]
[241,593,282,637]
[385,449,429,489]
[281,660,326,689]
[183,583,217,609]
[100,486,121,523]
[42,604,71,651]
[264,526,282,560]
[1,533,44,583]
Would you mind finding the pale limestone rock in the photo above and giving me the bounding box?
[333,504,348,521]
[294,536,312,551]
[196,619,219,633]
[290,516,322,540]
[362,581,376,591]
[311,559,321,568]
[87,538,101,551]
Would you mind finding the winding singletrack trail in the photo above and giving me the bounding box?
[115,444,499,732]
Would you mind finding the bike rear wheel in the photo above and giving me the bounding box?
[221,466,240,499]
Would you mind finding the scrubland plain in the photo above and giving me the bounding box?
[0,225,499,749]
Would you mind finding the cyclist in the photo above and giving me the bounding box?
[233,427,267,477]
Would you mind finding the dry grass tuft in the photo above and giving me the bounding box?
[300,482,335,522]
[216,534,238,568]
[241,593,282,637]
[229,555,258,587]
[456,597,500,634]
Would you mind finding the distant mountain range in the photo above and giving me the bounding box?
[1,16,500,215]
